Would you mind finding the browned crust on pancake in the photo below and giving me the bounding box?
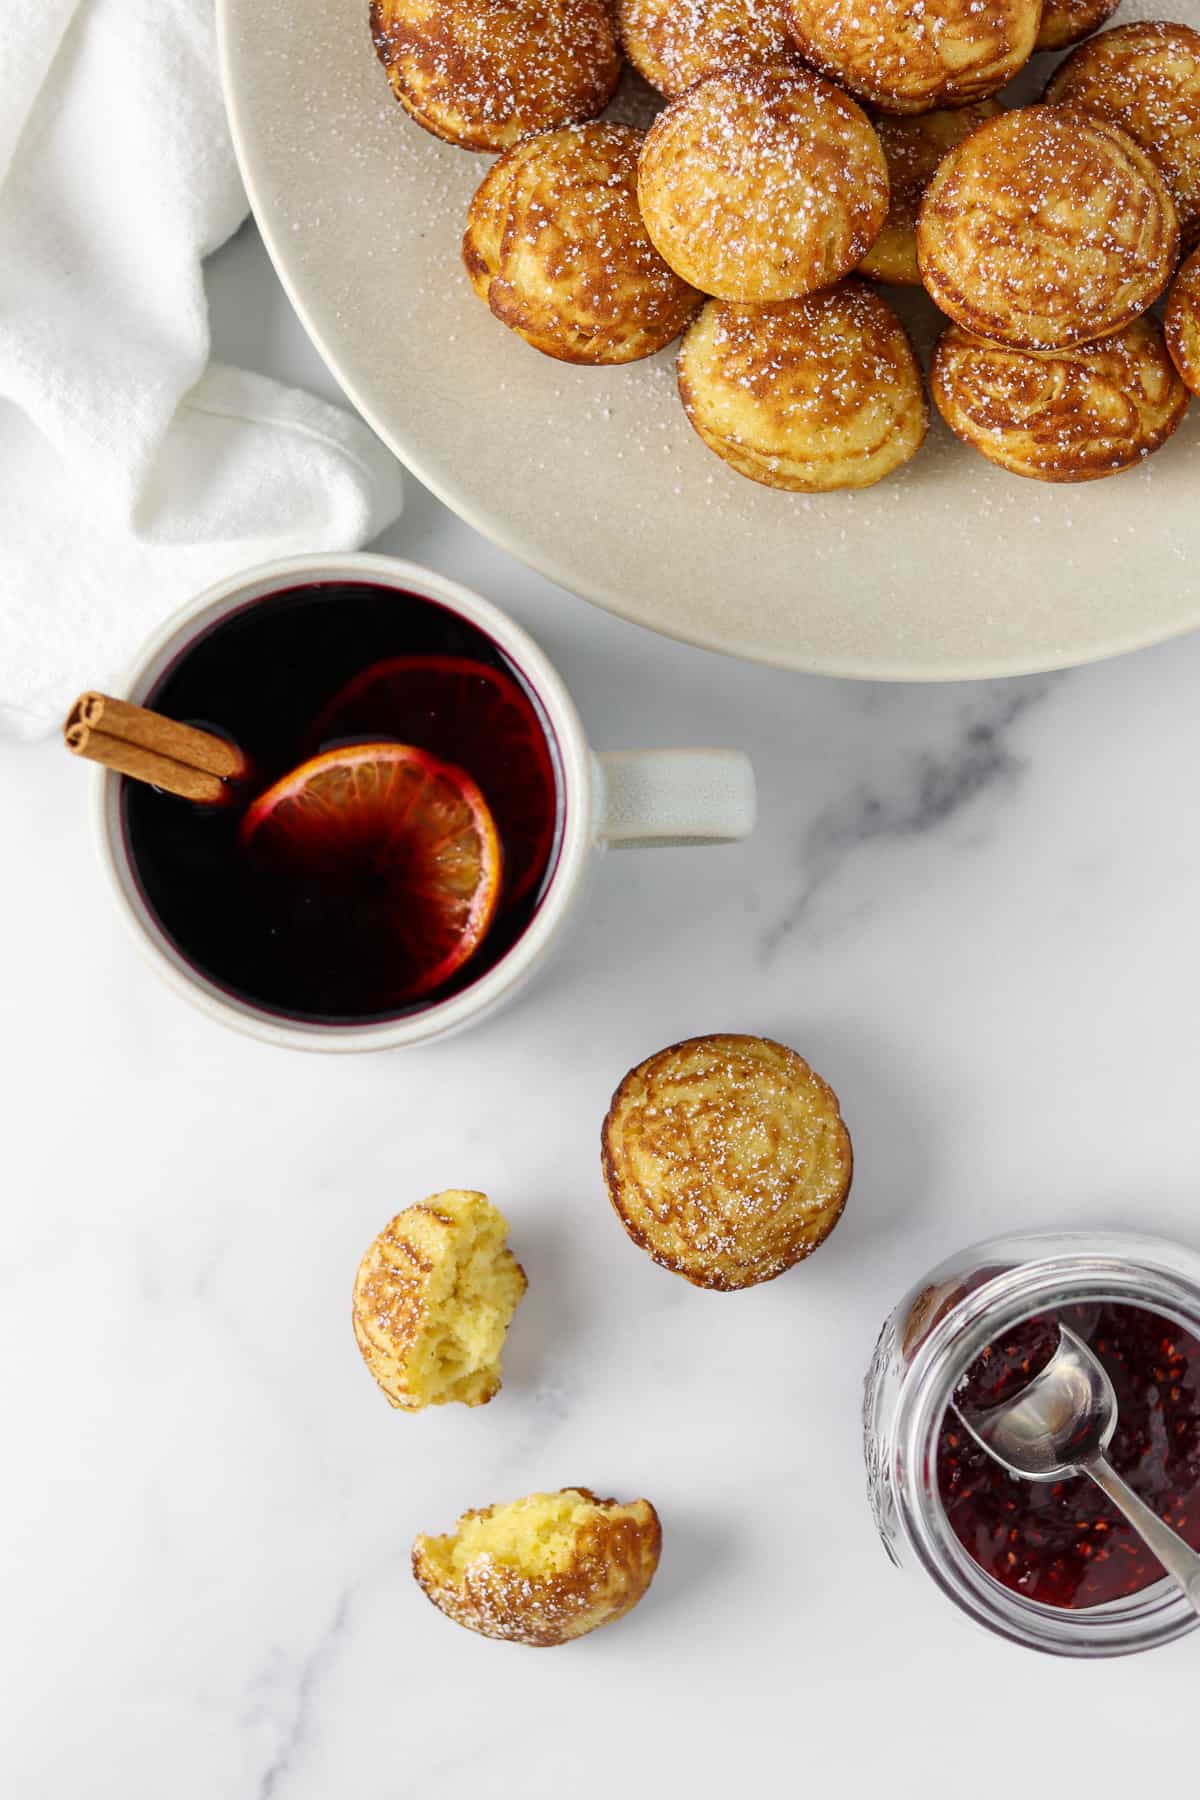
[618,0,793,99]
[1046,21,1200,252]
[860,101,1002,287]
[637,59,889,303]
[370,0,623,153]
[1165,248,1200,400]
[678,283,927,490]
[1036,0,1119,54]
[931,317,1190,483]
[463,124,700,363]
[602,1032,853,1289]
[462,143,535,299]
[785,0,1041,115]
[918,106,1180,351]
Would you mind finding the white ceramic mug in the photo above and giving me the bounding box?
[93,553,756,1050]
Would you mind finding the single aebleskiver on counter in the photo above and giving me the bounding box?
[602,1033,852,1291]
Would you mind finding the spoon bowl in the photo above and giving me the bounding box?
[958,1326,1117,1482]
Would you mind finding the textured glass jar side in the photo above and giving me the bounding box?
[861,1256,1014,1574]
[863,1311,905,1568]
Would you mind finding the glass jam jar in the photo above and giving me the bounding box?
[864,1230,1200,1657]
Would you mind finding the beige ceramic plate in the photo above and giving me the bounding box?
[218,0,1200,679]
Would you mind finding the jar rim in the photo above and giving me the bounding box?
[890,1229,1200,1658]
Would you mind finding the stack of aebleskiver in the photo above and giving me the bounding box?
[371,0,1200,491]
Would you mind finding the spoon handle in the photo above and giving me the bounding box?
[1082,1454,1200,1617]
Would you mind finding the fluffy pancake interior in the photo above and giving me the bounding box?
[356,1192,526,1408]
[411,1204,525,1405]
[420,1491,629,1580]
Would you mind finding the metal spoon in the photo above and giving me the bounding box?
[956,1324,1200,1616]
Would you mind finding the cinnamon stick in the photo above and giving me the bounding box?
[63,692,249,805]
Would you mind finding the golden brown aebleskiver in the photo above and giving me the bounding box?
[859,101,1002,288]
[352,1190,526,1410]
[918,106,1180,351]
[602,1033,853,1290]
[784,0,1040,115]
[462,143,532,304]
[1045,21,1200,252]
[636,59,889,303]
[1036,0,1119,54]
[370,0,622,153]
[1166,248,1200,401]
[931,318,1190,483]
[463,124,700,364]
[412,1489,662,1645]
[678,283,927,491]
[618,0,793,99]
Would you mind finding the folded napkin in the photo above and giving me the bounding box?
[0,0,405,739]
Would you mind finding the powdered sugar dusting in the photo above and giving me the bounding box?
[920,104,1180,348]
[933,316,1190,479]
[1037,0,1121,53]
[370,0,621,151]
[788,0,1042,112]
[638,60,889,302]
[1046,20,1200,250]
[468,124,700,362]
[618,0,794,99]
[602,1034,852,1289]
[680,285,927,490]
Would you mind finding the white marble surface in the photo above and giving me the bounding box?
[5,222,1200,1797]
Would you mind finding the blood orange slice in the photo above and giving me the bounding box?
[312,656,557,903]
[240,743,503,1003]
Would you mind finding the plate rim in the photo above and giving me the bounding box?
[215,0,1200,683]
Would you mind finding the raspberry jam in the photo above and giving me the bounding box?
[952,1312,1064,1415]
[938,1304,1200,1609]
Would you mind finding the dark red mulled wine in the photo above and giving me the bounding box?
[122,582,563,1023]
[939,1303,1200,1609]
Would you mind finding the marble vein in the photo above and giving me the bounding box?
[760,676,1062,960]
[247,1589,351,1800]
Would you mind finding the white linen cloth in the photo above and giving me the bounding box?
[0,0,405,739]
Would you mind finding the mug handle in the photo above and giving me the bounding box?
[595,750,756,848]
